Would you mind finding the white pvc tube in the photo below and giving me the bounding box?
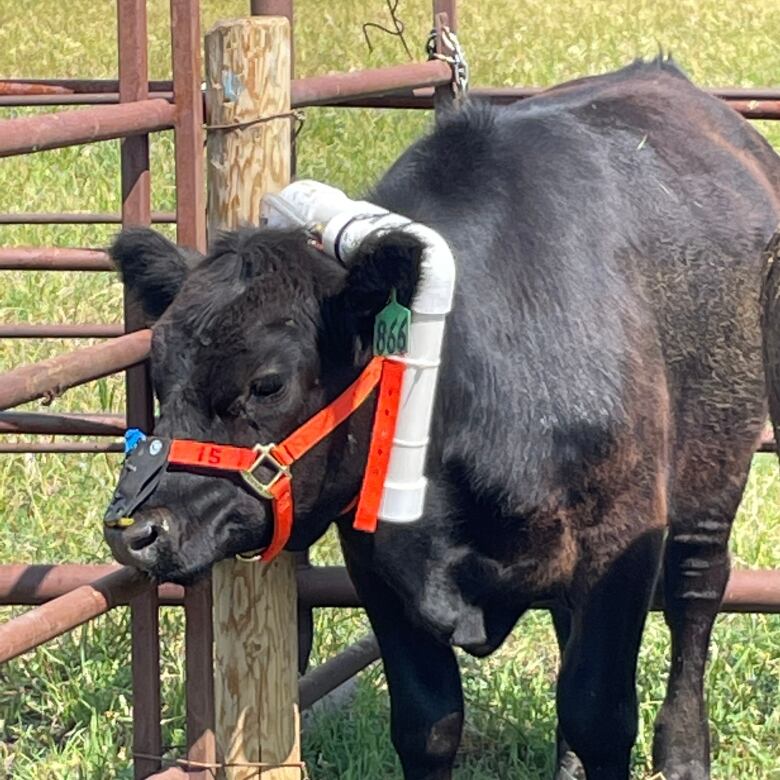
[263,181,456,523]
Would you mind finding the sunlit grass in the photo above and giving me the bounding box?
[1,0,779,777]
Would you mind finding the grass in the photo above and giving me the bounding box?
[1,0,779,777]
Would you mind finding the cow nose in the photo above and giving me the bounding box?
[124,518,160,551]
[104,511,168,568]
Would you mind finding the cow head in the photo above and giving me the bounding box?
[104,226,421,583]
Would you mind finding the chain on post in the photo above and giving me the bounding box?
[426,25,469,102]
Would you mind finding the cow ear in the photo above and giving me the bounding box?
[339,229,423,341]
[109,228,204,321]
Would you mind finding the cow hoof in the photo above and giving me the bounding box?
[554,750,586,780]
[656,760,709,780]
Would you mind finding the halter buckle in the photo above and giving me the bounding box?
[240,443,291,500]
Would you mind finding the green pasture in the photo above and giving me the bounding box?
[1,1,779,777]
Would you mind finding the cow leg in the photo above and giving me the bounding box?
[551,607,586,780]
[295,551,314,673]
[652,496,741,779]
[345,555,463,780]
[556,529,664,780]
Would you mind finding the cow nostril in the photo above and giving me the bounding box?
[128,523,160,551]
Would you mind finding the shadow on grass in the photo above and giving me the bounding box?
[302,653,558,780]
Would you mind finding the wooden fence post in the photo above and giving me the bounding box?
[204,17,300,780]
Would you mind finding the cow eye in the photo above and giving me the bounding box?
[250,373,285,399]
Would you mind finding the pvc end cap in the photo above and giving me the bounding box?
[378,479,427,523]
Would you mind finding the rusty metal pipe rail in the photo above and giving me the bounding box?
[0,564,183,606]
[297,564,360,607]
[7,79,769,100]
[0,99,175,158]
[0,211,175,224]
[0,78,173,94]
[0,566,150,664]
[5,79,773,118]
[1,564,779,613]
[299,633,380,710]
[328,86,780,119]
[758,429,776,452]
[2,413,772,451]
[727,101,780,120]
[0,441,123,453]
[7,438,772,455]
[0,564,356,609]
[0,329,151,410]
[0,411,125,435]
[718,569,780,613]
[4,77,780,103]
[0,92,174,107]
[0,324,124,338]
[2,62,452,109]
[291,59,452,107]
[0,247,113,271]
[467,86,780,107]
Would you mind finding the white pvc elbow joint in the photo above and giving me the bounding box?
[263,180,456,523]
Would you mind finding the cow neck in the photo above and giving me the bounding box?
[156,356,404,562]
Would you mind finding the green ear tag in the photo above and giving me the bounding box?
[373,290,411,357]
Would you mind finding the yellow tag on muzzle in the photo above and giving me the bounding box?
[107,516,136,529]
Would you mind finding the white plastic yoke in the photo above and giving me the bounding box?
[263,180,456,523]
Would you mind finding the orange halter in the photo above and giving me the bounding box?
[150,357,404,562]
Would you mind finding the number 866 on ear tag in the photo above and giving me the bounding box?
[374,290,411,357]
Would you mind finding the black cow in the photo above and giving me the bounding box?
[104,58,780,779]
